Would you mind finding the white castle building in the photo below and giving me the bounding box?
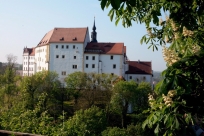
[23,19,153,84]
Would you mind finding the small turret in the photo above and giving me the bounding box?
[91,17,97,43]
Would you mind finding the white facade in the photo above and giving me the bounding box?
[84,54,125,77]
[125,74,152,84]
[23,48,35,76]
[49,43,85,82]
[35,45,49,73]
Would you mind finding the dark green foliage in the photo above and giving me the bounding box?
[57,106,107,136]
[0,93,56,135]
[101,127,128,136]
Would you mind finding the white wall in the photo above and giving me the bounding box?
[49,43,84,82]
[23,54,35,76]
[125,74,152,85]
[84,54,123,76]
[35,45,49,73]
[84,54,99,73]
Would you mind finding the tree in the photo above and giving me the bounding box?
[65,72,118,108]
[6,54,17,69]
[57,106,107,136]
[110,80,138,127]
[0,54,20,109]
[64,72,87,105]
[0,93,56,135]
[21,71,61,116]
[100,0,204,135]
[133,82,152,113]
[101,127,128,136]
[82,73,118,107]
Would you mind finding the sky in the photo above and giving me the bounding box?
[0,0,166,71]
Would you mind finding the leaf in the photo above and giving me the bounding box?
[142,118,149,129]
[115,17,120,26]
[140,35,145,44]
[110,0,121,10]
[164,114,169,124]
[154,124,159,134]
[175,117,179,129]
[127,4,132,13]
[101,0,108,10]
[128,0,136,7]
[108,9,115,22]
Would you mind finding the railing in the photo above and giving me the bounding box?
[0,130,42,136]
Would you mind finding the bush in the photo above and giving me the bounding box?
[57,106,107,136]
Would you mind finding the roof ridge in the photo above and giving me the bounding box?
[54,27,88,29]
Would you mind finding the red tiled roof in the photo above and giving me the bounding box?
[37,27,88,46]
[30,48,35,56]
[126,61,152,75]
[85,42,124,54]
[23,48,35,56]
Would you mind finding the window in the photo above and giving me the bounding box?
[73,65,77,69]
[92,64,95,68]
[62,45,64,49]
[73,45,75,49]
[92,56,95,60]
[66,45,69,49]
[113,64,116,69]
[110,55,113,60]
[56,55,59,58]
[86,64,88,68]
[56,45,58,48]
[62,71,66,75]
[74,56,76,59]
[129,76,132,79]
[62,55,65,58]
[111,73,114,76]
[86,56,89,60]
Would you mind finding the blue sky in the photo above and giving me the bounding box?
[0,0,166,71]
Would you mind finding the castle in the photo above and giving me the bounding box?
[23,19,153,84]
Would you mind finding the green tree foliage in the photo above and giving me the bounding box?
[101,127,128,136]
[133,82,152,113]
[0,66,20,109]
[65,71,87,104]
[0,93,56,135]
[56,106,107,136]
[20,71,61,116]
[65,72,118,108]
[110,80,138,127]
